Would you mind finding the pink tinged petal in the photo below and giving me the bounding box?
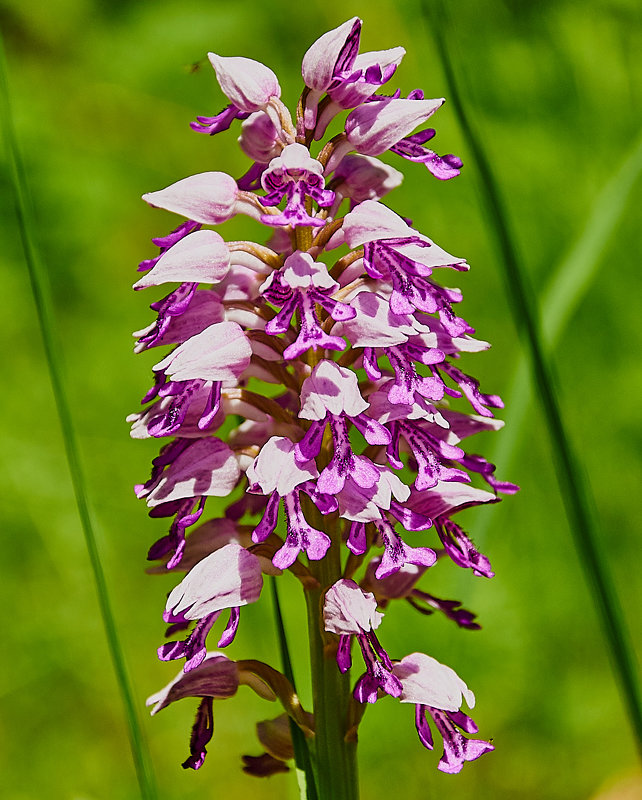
[393,652,475,712]
[339,200,415,249]
[133,231,230,289]
[238,110,281,163]
[301,17,361,92]
[295,419,326,461]
[301,17,361,127]
[144,437,240,507]
[280,251,338,291]
[333,154,403,203]
[146,652,238,715]
[407,481,498,519]
[207,54,280,112]
[153,321,251,383]
[347,521,367,555]
[165,542,263,621]
[328,47,406,109]
[143,172,239,225]
[300,360,369,419]
[389,501,433,532]
[323,578,383,635]
[345,97,445,157]
[246,436,318,496]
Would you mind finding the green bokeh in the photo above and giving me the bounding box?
[1,0,641,798]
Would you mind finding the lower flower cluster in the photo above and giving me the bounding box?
[132,16,516,782]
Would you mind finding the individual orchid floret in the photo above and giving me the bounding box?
[246,436,334,569]
[135,437,240,567]
[260,252,354,359]
[301,17,361,128]
[407,482,497,577]
[143,322,252,437]
[386,417,469,490]
[325,96,445,173]
[297,359,390,467]
[314,47,406,139]
[392,653,494,773]
[324,579,402,703]
[146,652,240,770]
[260,144,335,227]
[159,542,263,671]
[133,289,224,354]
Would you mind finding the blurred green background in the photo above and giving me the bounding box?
[1,0,641,798]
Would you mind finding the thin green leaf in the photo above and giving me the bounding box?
[477,132,642,541]
[0,33,158,799]
[271,578,319,800]
[421,0,642,758]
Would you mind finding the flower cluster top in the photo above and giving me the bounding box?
[133,18,517,777]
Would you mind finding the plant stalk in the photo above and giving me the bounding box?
[304,506,359,800]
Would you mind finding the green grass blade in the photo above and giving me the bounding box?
[270,578,319,800]
[476,132,642,541]
[421,0,642,758]
[0,33,158,800]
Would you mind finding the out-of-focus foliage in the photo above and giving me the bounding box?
[1,0,641,798]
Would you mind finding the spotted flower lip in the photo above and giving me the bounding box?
[260,143,334,227]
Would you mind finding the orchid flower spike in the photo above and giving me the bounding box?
[135,17,516,784]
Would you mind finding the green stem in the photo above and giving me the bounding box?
[270,578,319,800]
[304,509,359,800]
[0,33,158,799]
[423,0,642,759]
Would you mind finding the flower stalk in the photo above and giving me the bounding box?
[133,17,517,793]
